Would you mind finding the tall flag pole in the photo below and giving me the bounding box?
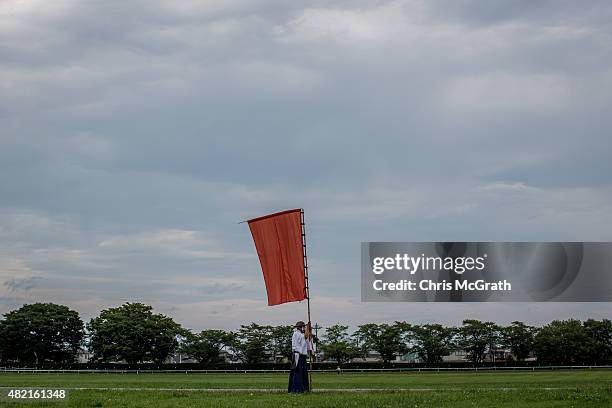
[300,209,313,390]
[244,208,314,390]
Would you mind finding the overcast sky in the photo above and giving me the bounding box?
[1,0,611,332]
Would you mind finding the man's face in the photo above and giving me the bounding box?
[298,325,305,333]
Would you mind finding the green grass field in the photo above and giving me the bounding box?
[0,370,610,407]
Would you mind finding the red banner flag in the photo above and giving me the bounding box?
[248,209,307,306]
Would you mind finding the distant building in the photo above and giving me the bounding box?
[76,348,93,363]
[168,350,234,364]
[168,353,198,364]
[397,352,420,363]
[442,350,468,362]
[350,351,381,363]
[441,348,513,362]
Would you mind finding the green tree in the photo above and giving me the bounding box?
[410,324,456,364]
[353,323,406,364]
[484,322,502,362]
[457,320,498,363]
[534,319,595,364]
[180,329,231,366]
[0,303,83,365]
[270,325,293,361]
[501,321,536,361]
[583,319,612,363]
[227,323,272,364]
[87,303,184,364]
[320,324,358,364]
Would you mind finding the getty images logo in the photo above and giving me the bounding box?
[371,253,488,275]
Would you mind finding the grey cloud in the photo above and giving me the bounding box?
[0,0,611,328]
[4,276,42,293]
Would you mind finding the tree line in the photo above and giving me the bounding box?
[0,302,610,366]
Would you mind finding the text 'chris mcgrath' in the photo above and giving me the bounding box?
[371,253,511,293]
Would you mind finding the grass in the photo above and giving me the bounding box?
[0,370,610,407]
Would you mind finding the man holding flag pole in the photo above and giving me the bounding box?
[289,320,312,393]
[244,208,314,392]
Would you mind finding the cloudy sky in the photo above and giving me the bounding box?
[1,0,611,332]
